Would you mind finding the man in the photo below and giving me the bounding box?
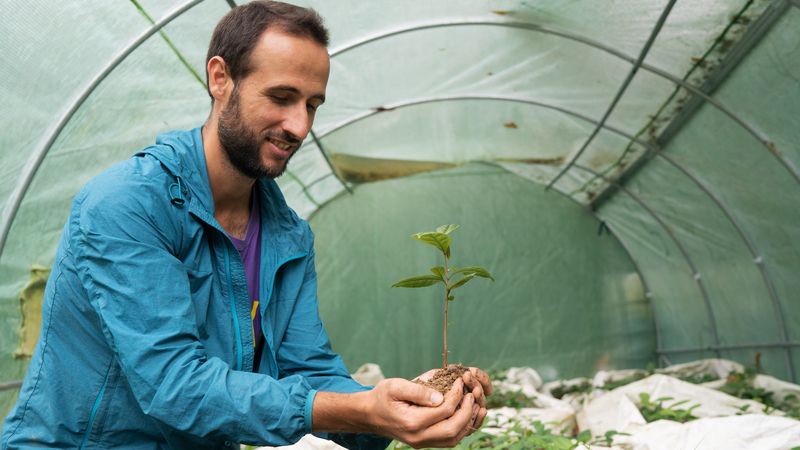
[1,2,490,449]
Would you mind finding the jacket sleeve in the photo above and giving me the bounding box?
[70,173,313,446]
[274,240,391,450]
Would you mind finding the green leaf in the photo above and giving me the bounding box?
[453,265,495,281]
[411,231,451,256]
[392,275,443,288]
[576,430,591,443]
[430,266,446,280]
[670,399,690,408]
[436,224,460,235]
[450,273,476,290]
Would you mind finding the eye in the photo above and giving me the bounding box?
[269,95,289,104]
[307,103,319,113]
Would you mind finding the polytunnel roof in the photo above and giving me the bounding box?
[1,0,800,393]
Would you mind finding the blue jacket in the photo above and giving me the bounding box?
[2,128,388,449]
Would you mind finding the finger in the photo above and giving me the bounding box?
[437,378,465,415]
[462,371,480,397]
[471,406,487,431]
[401,378,465,432]
[442,377,464,397]
[469,367,493,395]
[456,404,479,441]
[413,392,475,448]
[471,383,486,408]
[389,378,444,407]
[463,403,479,436]
[413,368,439,383]
[462,371,486,409]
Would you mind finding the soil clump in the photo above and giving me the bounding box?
[416,364,469,395]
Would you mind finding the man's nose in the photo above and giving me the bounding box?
[282,103,311,141]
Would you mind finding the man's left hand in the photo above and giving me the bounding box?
[462,367,492,433]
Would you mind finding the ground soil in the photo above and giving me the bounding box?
[416,364,469,395]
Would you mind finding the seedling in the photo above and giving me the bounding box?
[392,224,494,368]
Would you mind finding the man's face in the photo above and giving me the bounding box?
[217,29,330,179]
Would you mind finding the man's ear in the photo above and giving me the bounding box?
[207,56,232,103]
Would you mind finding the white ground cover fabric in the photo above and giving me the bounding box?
[614,415,800,450]
[657,358,745,380]
[256,434,344,450]
[576,374,770,435]
[254,361,800,449]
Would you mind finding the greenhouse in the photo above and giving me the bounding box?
[1,0,799,448]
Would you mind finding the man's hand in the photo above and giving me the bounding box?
[366,377,476,448]
[312,376,477,449]
[412,366,491,436]
[462,368,492,433]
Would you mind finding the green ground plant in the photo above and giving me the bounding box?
[549,381,593,399]
[588,430,630,447]
[638,393,700,423]
[599,365,655,391]
[721,368,773,405]
[485,388,540,409]
[675,373,719,384]
[392,225,494,368]
[721,368,800,418]
[389,420,589,450]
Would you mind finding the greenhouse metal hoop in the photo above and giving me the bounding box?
[0,0,204,258]
[306,91,791,374]
[590,0,794,208]
[572,162,798,380]
[542,176,665,368]
[0,0,795,387]
[571,163,722,357]
[2,4,795,261]
[327,17,798,184]
[657,153,795,380]
[547,0,677,189]
[663,342,800,355]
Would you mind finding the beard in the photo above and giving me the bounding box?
[217,86,300,179]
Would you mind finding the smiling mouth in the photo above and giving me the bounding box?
[267,137,293,151]
[265,137,298,159]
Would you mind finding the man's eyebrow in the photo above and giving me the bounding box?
[263,85,325,104]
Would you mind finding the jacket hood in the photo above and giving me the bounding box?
[140,127,311,254]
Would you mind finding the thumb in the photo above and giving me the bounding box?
[393,379,444,406]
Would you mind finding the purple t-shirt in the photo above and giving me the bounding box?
[228,190,263,367]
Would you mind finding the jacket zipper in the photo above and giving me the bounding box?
[79,364,111,449]
[223,244,244,371]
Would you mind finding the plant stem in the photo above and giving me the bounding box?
[444,286,449,368]
[443,254,450,368]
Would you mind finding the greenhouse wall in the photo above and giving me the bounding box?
[311,164,656,380]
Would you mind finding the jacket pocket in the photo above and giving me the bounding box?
[79,362,118,449]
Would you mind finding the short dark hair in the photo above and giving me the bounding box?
[205,1,329,99]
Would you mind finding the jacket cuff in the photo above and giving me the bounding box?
[304,389,318,433]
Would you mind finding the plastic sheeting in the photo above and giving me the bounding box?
[598,4,800,380]
[311,164,653,379]
[2,0,800,420]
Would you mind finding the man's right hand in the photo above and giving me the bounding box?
[366,377,477,448]
[313,377,478,448]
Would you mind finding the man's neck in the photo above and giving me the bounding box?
[202,122,255,239]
